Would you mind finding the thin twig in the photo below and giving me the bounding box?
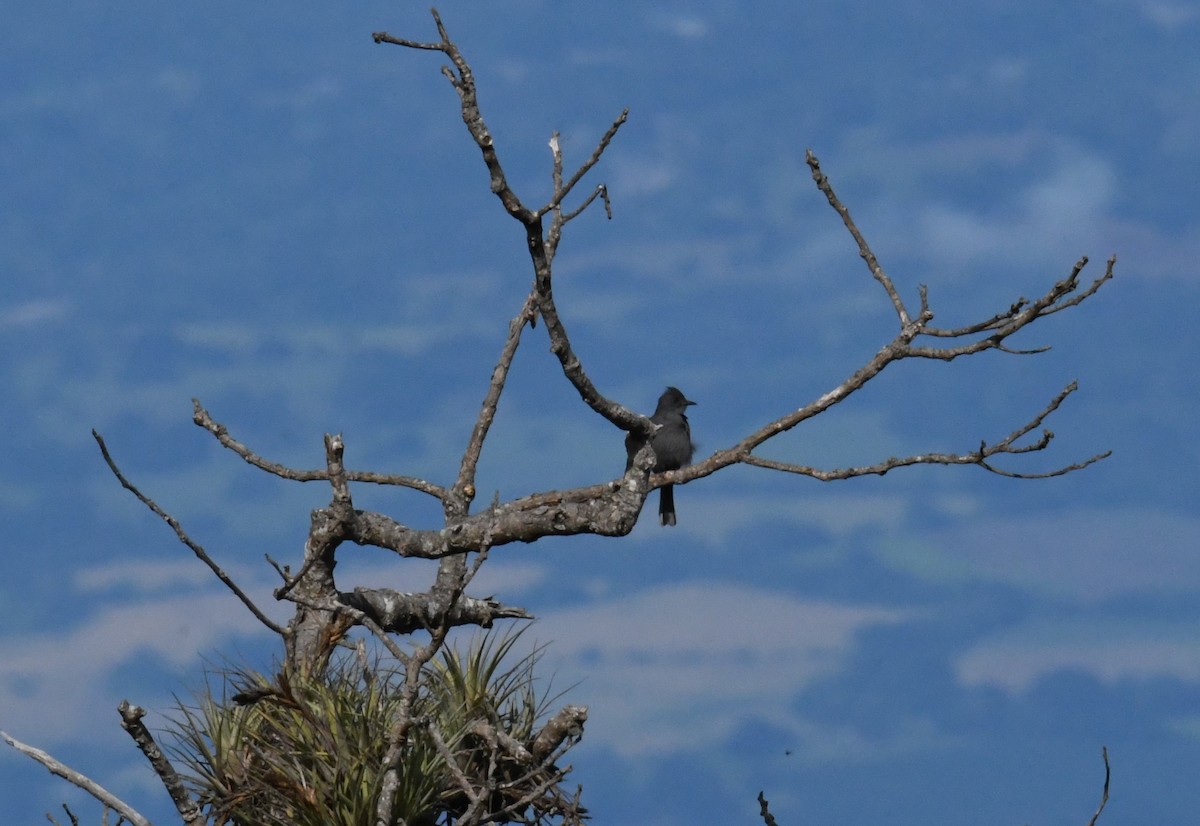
[1086,746,1111,826]
[193,400,446,498]
[93,430,285,636]
[1043,255,1116,316]
[736,381,1109,480]
[537,108,629,219]
[908,261,1092,360]
[374,623,453,826]
[378,9,641,435]
[455,291,538,510]
[807,148,910,327]
[426,718,486,809]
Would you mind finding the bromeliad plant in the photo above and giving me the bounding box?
[167,626,587,826]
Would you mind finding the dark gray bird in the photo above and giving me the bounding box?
[625,386,696,526]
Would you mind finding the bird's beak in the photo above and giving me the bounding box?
[686,399,697,406]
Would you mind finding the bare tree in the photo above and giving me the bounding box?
[3,8,1113,826]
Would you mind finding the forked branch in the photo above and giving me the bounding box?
[375,8,646,440]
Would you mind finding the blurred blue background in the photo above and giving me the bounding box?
[3,2,1198,823]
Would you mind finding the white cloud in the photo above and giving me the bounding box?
[536,582,909,756]
[173,317,479,360]
[956,619,1200,693]
[0,589,270,743]
[916,146,1115,269]
[74,559,213,593]
[784,714,963,765]
[1130,0,1200,28]
[914,508,1200,602]
[826,131,1122,276]
[647,13,710,40]
[0,299,71,329]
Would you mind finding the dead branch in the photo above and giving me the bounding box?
[374,10,532,224]
[193,399,446,498]
[742,381,1111,480]
[92,430,285,637]
[757,791,781,826]
[1,732,150,826]
[338,587,530,634]
[807,149,910,326]
[375,9,645,438]
[454,291,539,512]
[546,128,619,260]
[529,704,588,762]
[117,701,205,826]
[373,623,452,826]
[539,110,629,220]
[1086,746,1111,826]
[55,9,1115,826]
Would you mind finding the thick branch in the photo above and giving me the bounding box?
[317,476,642,560]
[280,435,360,670]
[529,705,588,762]
[118,701,205,826]
[1,731,151,826]
[338,587,531,634]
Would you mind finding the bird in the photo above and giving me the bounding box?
[625,386,696,526]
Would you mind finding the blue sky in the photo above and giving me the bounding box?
[2,1,1198,824]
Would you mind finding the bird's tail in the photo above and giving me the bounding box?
[658,484,677,526]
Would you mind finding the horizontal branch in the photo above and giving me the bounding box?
[908,256,1114,360]
[338,587,531,634]
[741,382,1110,480]
[193,399,447,498]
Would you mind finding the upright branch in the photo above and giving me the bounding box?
[374,12,532,224]
[1086,746,1112,826]
[375,10,646,439]
[454,292,538,511]
[807,149,911,327]
[118,701,205,826]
